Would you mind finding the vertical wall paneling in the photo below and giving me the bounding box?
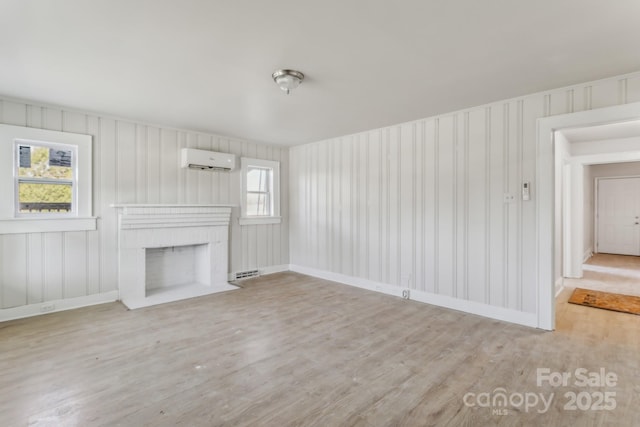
[269,146,278,266]
[288,71,640,321]
[467,109,487,304]
[506,101,522,310]
[160,129,178,204]
[342,136,353,277]
[63,232,87,299]
[590,79,621,109]
[399,124,413,289]
[27,105,43,128]
[136,126,148,203]
[488,104,505,307]
[349,137,357,277]
[100,118,118,292]
[308,143,313,268]
[43,233,63,301]
[353,137,361,278]
[44,108,64,132]
[26,234,43,304]
[423,120,436,294]
[2,100,27,126]
[1,235,27,308]
[183,133,195,203]
[314,141,324,271]
[437,116,454,297]
[0,96,288,313]
[380,130,389,284]
[301,143,310,268]
[521,96,544,313]
[147,127,162,203]
[571,87,587,113]
[242,142,258,271]
[324,139,333,273]
[86,116,102,294]
[455,114,466,299]
[358,134,367,280]
[483,108,492,305]
[334,138,342,274]
[62,112,92,298]
[220,139,231,203]
[209,136,220,202]
[256,144,268,269]
[117,122,136,203]
[280,144,289,267]
[264,146,274,268]
[412,124,422,290]
[549,90,572,117]
[366,132,381,282]
[227,136,243,273]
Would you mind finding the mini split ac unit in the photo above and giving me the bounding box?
[181,148,236,171]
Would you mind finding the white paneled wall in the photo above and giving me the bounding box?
[290,72,640,320]
[0,98,288,310]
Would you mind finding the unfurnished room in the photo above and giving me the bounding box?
[1,1,640,426]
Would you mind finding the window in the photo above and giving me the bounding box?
[240,157,281,225]
[15,141,76,216]
[0,124,95,234]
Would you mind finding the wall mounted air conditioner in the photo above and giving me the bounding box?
[181,148,236,171]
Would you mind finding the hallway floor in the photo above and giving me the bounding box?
[563,253,640,297]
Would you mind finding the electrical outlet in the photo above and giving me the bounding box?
[40,303,55,313]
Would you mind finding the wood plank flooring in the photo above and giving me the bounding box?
[1,272,639,426]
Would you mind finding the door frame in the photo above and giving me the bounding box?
[537,101,640,330]
[594,175,640,256]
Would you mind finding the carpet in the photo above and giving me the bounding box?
[568,288,640,315]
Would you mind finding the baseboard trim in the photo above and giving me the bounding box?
[583,248,593,263]
[290,265,538,329]
[555,278,565,298]
[260,264,291,276]
[0,291,119,323]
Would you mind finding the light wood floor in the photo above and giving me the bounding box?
[564,253,640,297]
[1,272,639,426]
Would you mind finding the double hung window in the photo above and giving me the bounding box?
[240,157,281,225]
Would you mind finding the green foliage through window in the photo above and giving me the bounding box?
[16,143,74,213]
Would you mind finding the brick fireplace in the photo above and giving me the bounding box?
[113,204,237,309]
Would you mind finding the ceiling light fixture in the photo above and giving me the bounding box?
[272,69,304,95]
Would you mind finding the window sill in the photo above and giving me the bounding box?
[239,216,282,226]
[0,217,98,234]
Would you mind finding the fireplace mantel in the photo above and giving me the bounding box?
[112,204,236,229]
[112,204,237,309]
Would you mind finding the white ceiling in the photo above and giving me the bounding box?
[1,1,640,146]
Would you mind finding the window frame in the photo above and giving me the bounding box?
[14,139,78,218]
[0,124,95,235]
[240,157,281,226]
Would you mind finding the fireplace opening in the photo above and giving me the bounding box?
[145,244,210,296]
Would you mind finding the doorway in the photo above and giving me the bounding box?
[596,177,640,256]
[537,101,640,330]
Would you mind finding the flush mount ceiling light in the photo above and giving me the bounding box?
[272,69,304,95]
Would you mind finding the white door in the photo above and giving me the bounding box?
[597,177,640,256]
